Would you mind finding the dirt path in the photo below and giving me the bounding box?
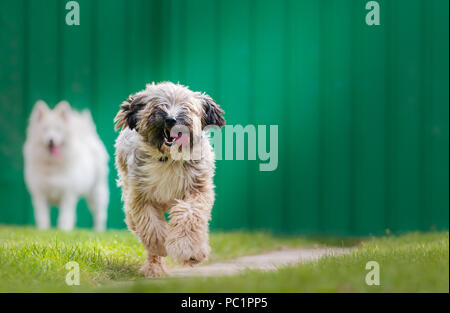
[170,247,351,277]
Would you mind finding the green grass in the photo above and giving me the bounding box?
[122,232,446,293]
[0,225,357,292]
[0,225,447,292]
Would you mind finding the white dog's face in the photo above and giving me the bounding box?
[30,100,71,160]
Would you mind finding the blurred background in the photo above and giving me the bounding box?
[0,0,448,236]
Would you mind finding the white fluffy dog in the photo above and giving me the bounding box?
[23,100,109,231]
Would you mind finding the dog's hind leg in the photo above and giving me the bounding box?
[32,194,50,230]
[57,194,77,231]
[87,179,109,232]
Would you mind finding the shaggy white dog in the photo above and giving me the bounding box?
[114,82,225,277]
[23,100,109,231]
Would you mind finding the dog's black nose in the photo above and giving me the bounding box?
[165,116,177,128]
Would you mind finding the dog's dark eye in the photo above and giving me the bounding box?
[153,107,167,117]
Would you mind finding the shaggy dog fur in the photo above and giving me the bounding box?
[114,82,225,277]
[24,100,109,231]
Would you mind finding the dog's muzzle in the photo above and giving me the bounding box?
[162,116,190,147]
[163,128,184,147]
[163,116,177,147]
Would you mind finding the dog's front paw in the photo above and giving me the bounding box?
[139,257,167,278]
[166,235,210,266]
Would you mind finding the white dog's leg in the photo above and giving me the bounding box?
[87,180,109,232]
[32,195,50,230]
[57,195,77,231]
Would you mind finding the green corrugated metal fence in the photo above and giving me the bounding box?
[0,0,448,235]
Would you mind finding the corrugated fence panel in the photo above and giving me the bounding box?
[353,0,387,235]
[95,0,128,229]
[321,0,353,235]
[393,0,422,231]
[285,0,321,234]
[0,0,27,225]
[0,0,448,235]
[248,0,286,231]
[215,0,252,230]
[430,0,449,230]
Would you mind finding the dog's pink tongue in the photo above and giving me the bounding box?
[174,132,190,147]
[50,145,61,159]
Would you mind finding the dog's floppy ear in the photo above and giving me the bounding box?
[198,93,226,128]
[114,95,145,131]
[54,100,71,121]
[31,100,50,122]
